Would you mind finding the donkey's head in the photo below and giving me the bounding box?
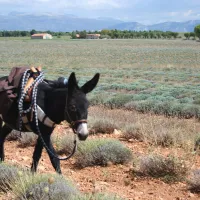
[65,72,100,140]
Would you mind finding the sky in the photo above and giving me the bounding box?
[0,0,200,24]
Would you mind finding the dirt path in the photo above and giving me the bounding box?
[1,132,200,200]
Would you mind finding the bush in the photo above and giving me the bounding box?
[89,118,118,134]
[104,94,133,109]
[122,124,142,141]
[18,132,38,148]
[6,130,20,141]
[149,130,174,147]
[52,134,75,155]
[12,173,79,200]
[75,138,132,168]
[188,169,200,193]
[136,154,188,182]
[0,163,24,192]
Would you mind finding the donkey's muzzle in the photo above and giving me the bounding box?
[77,123,88,141]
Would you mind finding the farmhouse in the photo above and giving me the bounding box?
[86,34,100,39]
[31,33,53,39]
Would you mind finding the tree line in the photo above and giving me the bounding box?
[0,29,70,37]
[72,25,200,40]
[71,30,181,39]
[0,24,200,39]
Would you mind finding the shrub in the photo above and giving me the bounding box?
[6,130,20,141]
[52,134,75,155]
[122,124,142,141]
[75,138,132,168]
[0,163,24,192]
[18,132,38,148]
[148,130,174,147]
[136,154,188,182]
[12,173,79,200]
[89,118,118,134]
[188,169,200,193]
[88,92,108,106]
[104,94,133,109]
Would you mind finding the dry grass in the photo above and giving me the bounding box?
[89,106,200,150]
[135,153,188,183]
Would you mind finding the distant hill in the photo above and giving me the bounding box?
[0,13,199,32]
[109,20,200,32]
[0,13,122,32]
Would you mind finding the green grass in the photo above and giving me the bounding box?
[0,38,200,118]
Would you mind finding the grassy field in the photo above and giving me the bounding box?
[1,37,200,199]
[0,37,200,118]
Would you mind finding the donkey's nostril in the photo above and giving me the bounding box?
[78,133,88,141]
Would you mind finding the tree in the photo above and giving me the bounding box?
[194,25,200,40]
[184,33,190,40]
[189,32,195,39]
[30,29,36,35]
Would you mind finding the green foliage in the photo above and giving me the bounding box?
[12,173,79,200]
[0,163,23,192]
[75,138,132,168]
[89,118,118,134]
[194,25,200,39]
[105,94,134,109]
[136,154,188,183]
[122,125,142,141]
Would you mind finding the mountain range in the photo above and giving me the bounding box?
[0,12,199,32]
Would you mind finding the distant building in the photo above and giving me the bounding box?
[86,34,100,39]
[76,34,80,38]
[31,33,53,39]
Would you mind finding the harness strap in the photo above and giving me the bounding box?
[22,105,57,131]
[37,105,56,128]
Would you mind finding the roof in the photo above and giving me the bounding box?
[31,33,51,36]
[86,34,101,36]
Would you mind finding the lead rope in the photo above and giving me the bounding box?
[18,70,77,161]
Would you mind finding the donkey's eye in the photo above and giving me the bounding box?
[70,105,76,112]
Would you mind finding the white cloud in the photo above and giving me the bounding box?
[169,12,179,16]
[184,9,193,16]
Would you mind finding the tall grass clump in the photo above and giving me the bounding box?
[6,130,20,141]
[89,118,119,134]
[0,163,24,192]
[188,169,200,193]
[17,132,38,148]
[122,124,143,141]
[12,173,79,200]
[75,138,132,168]
[52,134,75,155]
[135,154,188,183]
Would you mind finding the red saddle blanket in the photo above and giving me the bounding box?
[0,66,29,117]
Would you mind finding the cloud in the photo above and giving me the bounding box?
[0,0,200,23]
[184,9,193,16]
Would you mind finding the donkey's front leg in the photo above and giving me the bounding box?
[31,137,44,172]
[42,134,62,174]
[0,122,12,161]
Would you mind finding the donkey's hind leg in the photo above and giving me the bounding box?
[0,121,12,161]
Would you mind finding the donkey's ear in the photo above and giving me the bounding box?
[81,73,100,94]
[68,72,78,90]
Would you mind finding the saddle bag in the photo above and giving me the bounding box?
[0,66,29,117]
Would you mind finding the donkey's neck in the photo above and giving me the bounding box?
[45,88,67,124]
